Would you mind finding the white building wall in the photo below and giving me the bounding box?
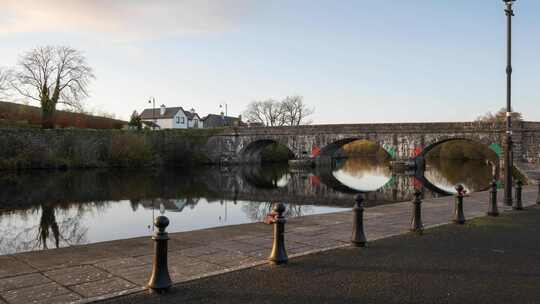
[156,118,173,129]
[188,117,202,129]
[173,111,188,129]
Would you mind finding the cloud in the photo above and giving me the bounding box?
[0,0,253,39]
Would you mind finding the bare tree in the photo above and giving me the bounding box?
[244,99,286,127]
[476,107,523,123]
[12,46,95,128]
[0,67,12,100]
[244,96,314,127]
[281,95,314,126]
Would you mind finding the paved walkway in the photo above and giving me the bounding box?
[0,186,538,304]
[102,206,540,304]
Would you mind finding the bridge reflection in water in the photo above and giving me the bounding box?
[0,158,493,255]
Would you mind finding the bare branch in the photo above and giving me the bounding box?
[0,67,12,99]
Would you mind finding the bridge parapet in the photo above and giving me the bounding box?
[206,121,540,166]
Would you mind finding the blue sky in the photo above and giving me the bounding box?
[0,0,538,123]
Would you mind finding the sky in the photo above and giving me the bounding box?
[0,0,538,123]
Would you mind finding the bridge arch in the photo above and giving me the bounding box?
[239,139,295,164]
[420,137,502,160]
[319,138,396,159]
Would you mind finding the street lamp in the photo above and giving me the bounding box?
[503,0,515,206]
[220,103,228,116]
[148,97,156,130]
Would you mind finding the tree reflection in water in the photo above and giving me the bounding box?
[0,203,90,255]
[38,204,60,249]
[241,202,313,222]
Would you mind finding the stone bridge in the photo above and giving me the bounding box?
[205,121,540,170]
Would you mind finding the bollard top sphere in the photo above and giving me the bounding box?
[273,202,286,215]
[455,184,464,193]
[154,216,170,232]
[414,189,422,199]
[355,193,364,204]
[517,179,523,186]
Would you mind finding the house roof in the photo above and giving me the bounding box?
[185,111,200,120]
[140,107,183,120]
[202,114,243,128]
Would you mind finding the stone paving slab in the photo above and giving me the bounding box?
[69,277,136,299]
[0,186,537,304]
[0,256,37,279]
[1,281,80,304]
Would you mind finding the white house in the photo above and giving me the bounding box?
[140,105,203,129]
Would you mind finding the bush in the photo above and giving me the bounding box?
[427,140,497,162]
[341,140,391,161]
[261,143,294,163]
[108,133,155,167]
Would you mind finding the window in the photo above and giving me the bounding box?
[181,117,185,124]
[176,116,180,124]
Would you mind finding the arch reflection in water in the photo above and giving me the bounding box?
[423,159,494,194]
[421,139,498,193]
[331,158,392,192]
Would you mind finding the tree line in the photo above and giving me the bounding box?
[243,96,314,126]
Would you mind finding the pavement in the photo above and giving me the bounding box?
[0,186,538,304]
[101,205,540,304]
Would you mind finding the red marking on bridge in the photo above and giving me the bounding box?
[311,145,321,158]
[310,175,321,186]
[412,176,423,189]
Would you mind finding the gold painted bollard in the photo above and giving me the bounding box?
[147,216,172,293]
[268,203,288,265]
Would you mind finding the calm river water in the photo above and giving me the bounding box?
[0,157,493,255]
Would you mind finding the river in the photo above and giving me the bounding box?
[0,157,494,255]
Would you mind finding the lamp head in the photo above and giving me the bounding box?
[503,0,515,16]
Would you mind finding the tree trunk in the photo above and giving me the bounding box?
[41,100,56,129]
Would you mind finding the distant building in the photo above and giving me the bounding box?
[201,113,245,128]
[139,105,203,129]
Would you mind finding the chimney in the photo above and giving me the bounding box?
[160,104,166,116]
[190,108,196,113]
[238,114,242,122]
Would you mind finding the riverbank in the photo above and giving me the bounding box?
[0,186,537,304]
[0,128,220,170]
[106,205,540,304]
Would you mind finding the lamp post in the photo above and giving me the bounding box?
[503,0,515,206]
[220,103,228,116]
[148,97,156,130]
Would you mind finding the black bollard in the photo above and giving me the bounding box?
[487,180,499,217]
[537,180,540,205]
[351,194,367,247]
[410,189,424,233]
[269,203,288,265]
[453,185,466,224]
[513,180,523,210]
[147,216,172,292]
